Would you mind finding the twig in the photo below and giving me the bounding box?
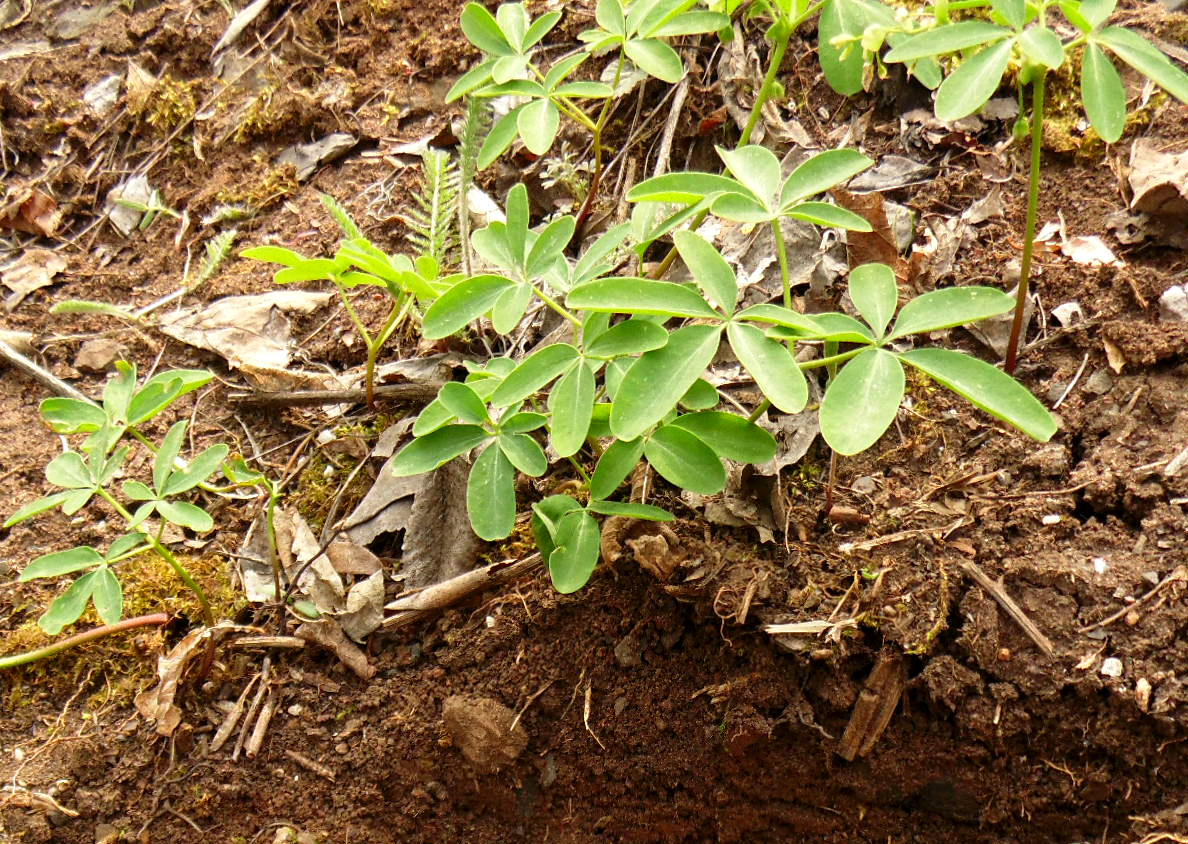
[210,675,260,753]
[0,338,92,402]
[283,749,336,782]
[960,560,1055,657]
[1079,566,1187,633]
[229,382,442,408]
[228,635,306,649]
[383,554,542,629]
[233,656,271,761]
[510,680,554,733]
[582,678,606,752]
[245,688,278,758]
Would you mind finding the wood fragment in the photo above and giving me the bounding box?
[210,674,259,753]
[233,657,271,761]
[837,651,906,761]
[229,635,307,649]
[283,749,336,782]
[383,554,542,629]
[582,679,606,752]
[245,689,278,759]
[960,560,1055,657]
[229,382,441,408]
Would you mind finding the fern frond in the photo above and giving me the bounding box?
[456,97,491,275]
[320,193,363,240]
[191,229,237,288]
[405,148,459,267]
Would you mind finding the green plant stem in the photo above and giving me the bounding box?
[1004,70,1045,375]
[0,613,169,669]
[798,346,864,370]
[771,220,792,309]
[98,489,215,626]
[365,296,414,406]
[567,455,592,486]
[336,283,374,352]
[741,20,792,146]
[747,398,772,423]
[531,284,582,330]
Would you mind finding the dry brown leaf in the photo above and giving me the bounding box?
[400,458,481,588]
[1102,335,1127,373]
[2,248,67,309]
[0,189,61,236]
[832,188,912,283]
[295,618,375,679]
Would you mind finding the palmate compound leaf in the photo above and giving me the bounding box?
[899,348,1057,441]
[819,348,905,456]
[467,442,517,540]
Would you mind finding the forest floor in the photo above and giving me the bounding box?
[2,0,1188,841]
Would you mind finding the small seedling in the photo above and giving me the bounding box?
[4,363,225,656]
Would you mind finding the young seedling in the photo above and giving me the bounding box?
[243,194,451,405]
[876,0,1188,370]
[4,363,226,663]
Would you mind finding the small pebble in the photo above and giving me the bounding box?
[1093,557,1108,574]
[1042,514,1062,525]
[1100,657,1123,678]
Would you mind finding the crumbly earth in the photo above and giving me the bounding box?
[2,0,1188,842]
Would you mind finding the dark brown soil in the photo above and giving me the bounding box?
[3,1,1188,842]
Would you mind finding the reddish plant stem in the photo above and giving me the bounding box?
[0,614,170,669]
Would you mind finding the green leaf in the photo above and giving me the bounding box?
[679,378,720,410]
[627,172,744,204]
[989,0,1025,29]
[438,382,491,424]
[1097,27,1188,104]
[532,494,583,562]
[157,500,214,532]
[668,411,777,463]
[492,344,581,407]
[899,348,1057,441]
[498,432,548,476]
[650,9,728,36]
[274,259,343,284]
[584,319,669,358]
[496,3,529,48]
[586,500,674,520]
[163,443,229,496]
[1019,27,1065,69]
[885,22,1009,64]
[128,369,212,425]
[446,58,498,102]
[127,502,155,530]
[46,451,93,490]
[154,421,187,493]
[625,37,684,82]
[1080,0,1117,29]
[548,363,595,457]
[673,231,738,315]
[523,9,562,48]
[735,303,824,334]
[1082,43,1125,142]
[92,567,123,625]
[478,104,525,169]
[567,278,720,318]
[718,145,780,209]
[500,412,549,434]
[786,202,873,231]
[4,490,79,527]
[710,192,773,224]
[848,263,898,338]
[391,425,490,475]
[107,532,148,559]
[726,322,809,413]
[594,0,626,36]
[491,281,533,334]
[935,39,1016,122]
[526,216,576,277]
[780,148,874,207]
[20,546,103,581]
[122,480,155,501]
[645,424,726,494]
[818,0,888,95]
[103,362,137,424]
[1060,1,1093,33]
[240,245,309,267]
[461,2,513,54]
[612,324,723,440]
[467,443,516,540]
[422,275,515,338]
[819,348,905,455]
[888,286,1014,339]
[548,510,601,593]
[506,182,530,266]
[517,98,561,155]
[39,572,98,635]
[590,437,646,499]
[40,398,106,434]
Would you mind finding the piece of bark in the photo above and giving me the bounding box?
[838,651,906,761]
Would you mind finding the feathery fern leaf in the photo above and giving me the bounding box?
[406,148,460,267]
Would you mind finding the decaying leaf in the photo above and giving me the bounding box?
[1129,139,1188,218]
[833,189,912,283]
[336,570,385,642]
[341,454,421,545]
[400,458,481,589]
[158,289,332,372]
[135,621,254,736]
[0,188,61,236]
[281,508,345,614]
[295,617,375,679]
[2,248,67,310]
[277,133,357,180]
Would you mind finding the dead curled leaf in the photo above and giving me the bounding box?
[1,248,67,309]
[600,516,682,581]
[0,188,61,236]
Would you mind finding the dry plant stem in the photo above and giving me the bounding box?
[960,559,1055,656]
[383,553,543,629]
[1004,71,1046,374]
[0,338,92,402]
[0,613,168,669]
[229,382,442,407]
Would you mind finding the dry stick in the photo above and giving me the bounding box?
[233,656,271,761]
[1079,566,1187,633]
[245,688,278,758]
[0,338,92,402]
[960,560,1055,657]
[210,674,260,753]
[383,554,543,629]
[283,749,336,782]
[229,382,442,408]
